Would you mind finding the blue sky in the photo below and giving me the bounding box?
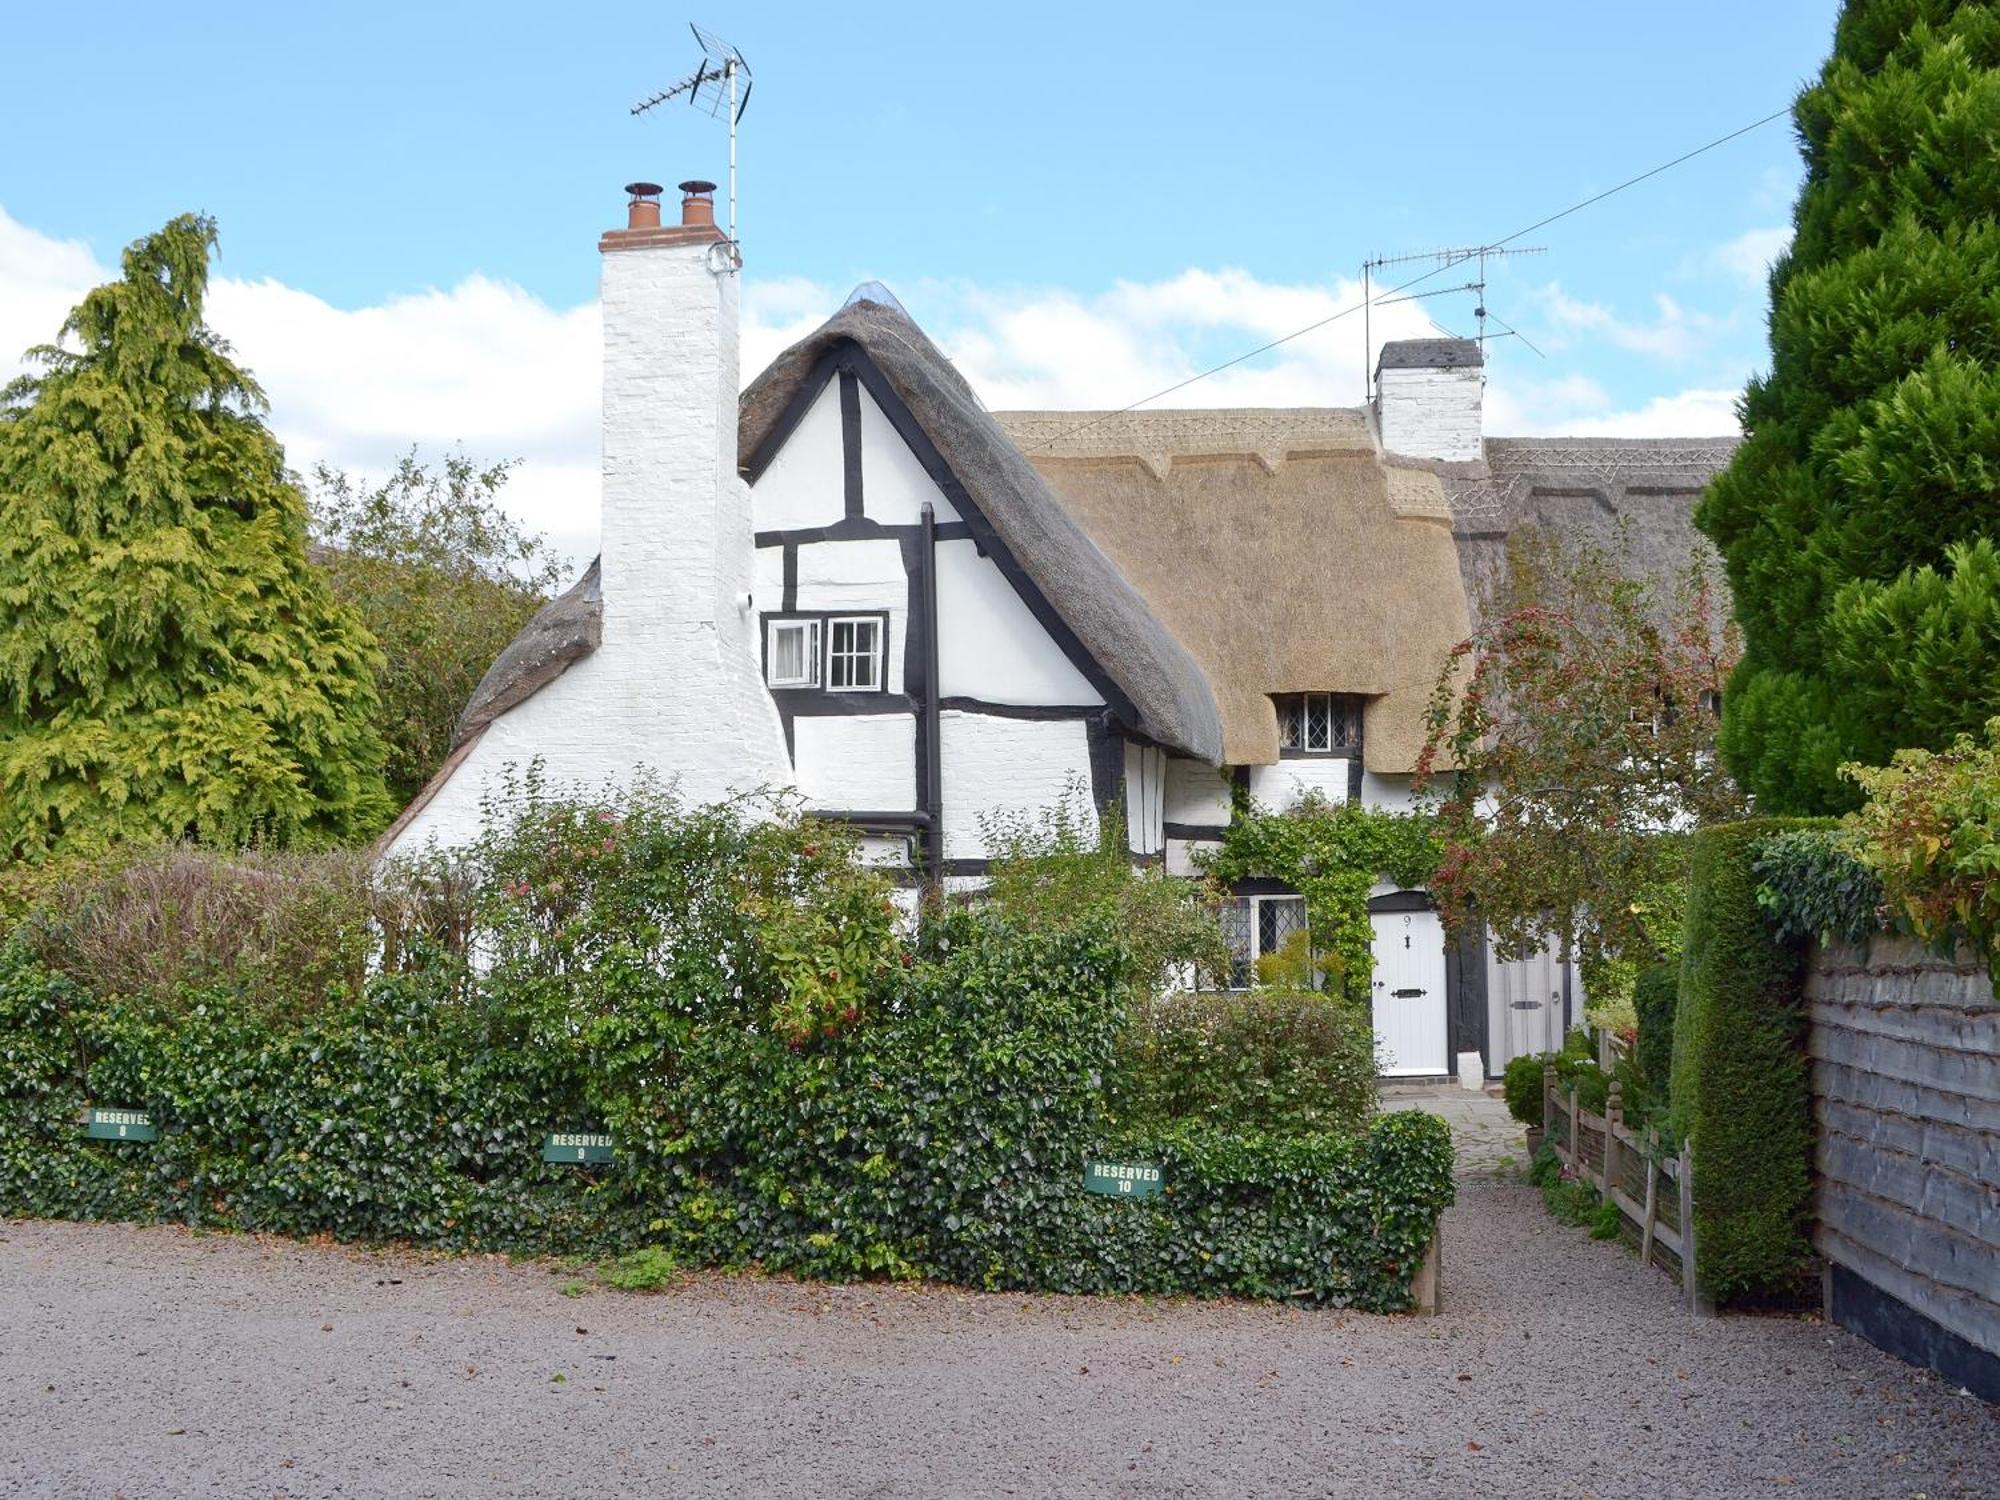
[1,0,1842,563]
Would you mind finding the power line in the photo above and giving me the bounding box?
[1023,103,1794,452]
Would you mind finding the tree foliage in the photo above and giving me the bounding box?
[1415,527,1744,974]
[1697,2,2000,811]
[0,215,389,860]
[310,451,567,807]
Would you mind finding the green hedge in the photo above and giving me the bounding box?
[1632,959,1678,1104]
[0,912,1453,1310]
[1672,819,1815,1303]
[1108,988,1379,1137]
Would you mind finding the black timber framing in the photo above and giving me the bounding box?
[745,338,1142,882]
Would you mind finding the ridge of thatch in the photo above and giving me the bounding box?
[996,408,1471,773]
[1432,436,1739,631]
[454,556,602,746]
[740,298,1225,765]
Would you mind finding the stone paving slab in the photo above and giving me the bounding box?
[1381,1082,1529,1178]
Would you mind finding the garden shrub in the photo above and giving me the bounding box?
[1109,988,1378,1137]
[0,784,1457,1311]
[1672,818,1816,1304]
[1845,718,2000,978]
[1501,1051,1546,1128]
[1752,822,1882,946]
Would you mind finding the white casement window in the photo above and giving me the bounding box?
[765,618,821,688]
[1276,693,1361,754]
[826,616,884,692]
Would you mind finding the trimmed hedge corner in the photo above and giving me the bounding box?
[1672,819,1815,1304]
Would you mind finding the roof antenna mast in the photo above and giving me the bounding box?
[631,23,753,256]
[1359,243,1547,399]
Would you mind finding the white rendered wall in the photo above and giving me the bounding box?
[793,714,915,810]
[751,382,846,532]
[793,538,908,687]
[387,234,790,860]
[1247,759,1354,810]
[1359,770,1422,815]
[1376,364,1483,462]
[939,711,1096,860]
[1165,758,1232,828]
[858,385,961,525]
[1165,836,1221,879]
[1124,742,1166,856]
[935,538,1102,705]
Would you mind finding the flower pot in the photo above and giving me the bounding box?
[1524,1126,1545,1155]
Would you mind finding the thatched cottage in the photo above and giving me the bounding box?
[382,181,1734,1083]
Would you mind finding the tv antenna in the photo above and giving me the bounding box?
[632,23,753,247]
[1360,243,1546,399]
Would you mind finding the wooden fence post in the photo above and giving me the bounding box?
[1603,1080,1623,1201]
[1640,1126,1659,1269]
[1542,1062,1556,1150]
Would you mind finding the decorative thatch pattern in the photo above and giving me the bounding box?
[1435,437,1739,631]
[454,557,602,745]
[740,298,1225,765]
[996,409,1472,773]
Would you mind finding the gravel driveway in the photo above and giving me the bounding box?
[5,1178,1995,1500]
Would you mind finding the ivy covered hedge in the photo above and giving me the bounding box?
[0,789,1454,1310]
[1672,818,1817,1304]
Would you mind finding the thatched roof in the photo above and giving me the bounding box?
[740,298,1225,764]
[995,408,1471,772]
[454,556,601,745]
[1433,437,1738,631]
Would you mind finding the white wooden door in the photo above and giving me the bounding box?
[1370,909,1449,1076]
[1487,943,1565,1075]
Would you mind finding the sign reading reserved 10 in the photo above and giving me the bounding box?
[1084,1160,1163,1198]
[542,1132,614,1166]
[85,1109,158,1143]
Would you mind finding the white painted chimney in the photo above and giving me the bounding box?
[1373,338,1484,462]
[596,179,792,798]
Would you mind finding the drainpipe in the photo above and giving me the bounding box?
[918,502,944,891]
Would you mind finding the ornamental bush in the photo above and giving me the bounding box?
[0,785,1456,1310]
[1109,988,1379,1137]
[1673,819,1817,1304]
[1501,1051,1546,1128]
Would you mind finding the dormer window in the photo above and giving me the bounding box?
[1276,693,1362,755]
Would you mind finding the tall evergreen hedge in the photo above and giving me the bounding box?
[1697,1,2000,812]
[0,216,390,858]
[1672,819,1816,1303]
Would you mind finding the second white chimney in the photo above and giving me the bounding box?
[1373,338,1484,462]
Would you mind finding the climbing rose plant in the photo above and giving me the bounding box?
[1414,527,1745,978]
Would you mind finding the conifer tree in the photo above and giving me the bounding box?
[0,215,391,859]
[1697,0,2000,812]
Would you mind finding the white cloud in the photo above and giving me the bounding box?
[1536,283,1729,364]
[2,204,1743,566]
[1708,225,1791,285]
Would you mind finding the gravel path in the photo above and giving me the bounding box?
[5,1183,1996,1499]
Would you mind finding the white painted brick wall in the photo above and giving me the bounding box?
[938,711,1095,860]
[1376,364,1483,461]
[385,234,791,860]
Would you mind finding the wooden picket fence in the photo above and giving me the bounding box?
[1543,1064,1711,1315]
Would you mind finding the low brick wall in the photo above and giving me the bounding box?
[1807,937,2000,1398]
